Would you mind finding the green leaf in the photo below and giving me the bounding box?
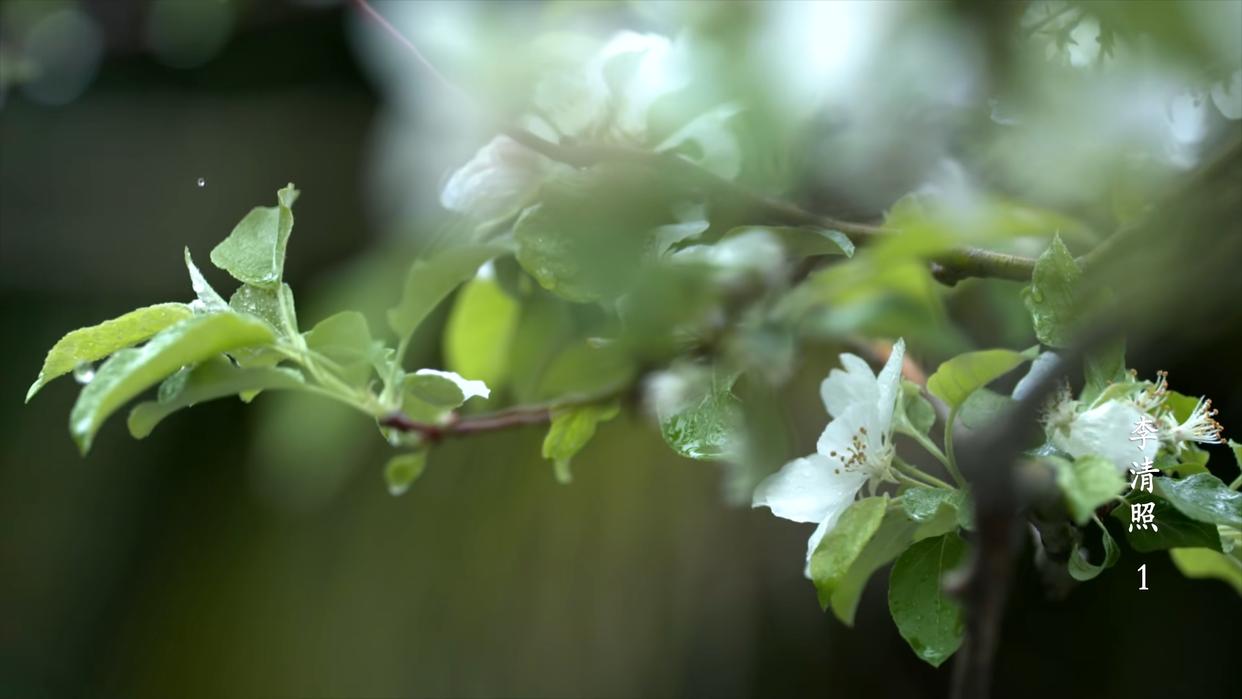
[1110,495,1222,552]
[722,226,854,259]
[1022,234,1081,348]
[888,532,968,667]
[403,369,489,409]
[386,244,508,339]
[658,369,741,461]
[895,380,936,436]
[1050,455,1126,525]
[1154,448,1210,478]
[828,488,963,626]
[184,248,229,312]
[957,388,1015,430]
[1170,548,1242,595]
[229,283,295,334]
[304,311,374,386]
[513,164,675,302]
[1081,338,1126,405]
[1153,474,1242,529]
[127,357,304,438]
[1067,518,1120,581]
[210,183,298,288]
[926,347,1035,410]
[385,451,427,496]
[69,313,275,453]
[810,496,889,610]
[541,402,621,484]
[444,274,520,390]
[532,341,637,403]
[27,303,193,401]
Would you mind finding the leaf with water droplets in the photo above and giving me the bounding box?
[229,283,295,334]
[127,357,304,438]
[826,487,963,626]
[1153,473,1242,529]
[658,369,741,461]
[888,532,968,667]
[69,313,275,453]
[210,184,298,289]
[1022,234,1081,348]
[27,303,194,402]
[810,496,889,610]
[184,248,229,313]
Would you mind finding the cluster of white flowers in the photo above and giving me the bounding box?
[1042,367,1224,473]
[752,340,1228,575]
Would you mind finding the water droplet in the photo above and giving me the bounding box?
[73,362,96,384]
[196,177,206,188]
[1030,288,1045,303]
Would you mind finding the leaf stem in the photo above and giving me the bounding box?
[893,456,956,490]
[943,406,968,488]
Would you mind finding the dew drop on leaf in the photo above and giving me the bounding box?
[73,362,96,384]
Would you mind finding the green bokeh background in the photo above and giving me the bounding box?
[2,3,1239,697]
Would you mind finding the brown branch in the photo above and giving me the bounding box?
[379,405,553,443]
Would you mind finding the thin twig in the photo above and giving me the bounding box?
[380,405,553,442]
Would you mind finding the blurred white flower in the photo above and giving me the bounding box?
[671,230,784,285]
[1211,69,1242,120]
[1049,399,1159,473]
[753,339,905,575]
[439,135,553,221]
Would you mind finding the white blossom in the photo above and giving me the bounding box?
[753,339,905,574]
[1049,398,1158,473]
[1159,396,1224,455]
[439,135,552,221]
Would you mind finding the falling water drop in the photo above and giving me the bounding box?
[196,177,206,188]
[73,362,96,384]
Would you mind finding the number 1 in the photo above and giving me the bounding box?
[1138,563,1148,590]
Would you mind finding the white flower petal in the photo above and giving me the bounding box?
[1052,399,1157,473]
[874,338,906,427]
[753,452,867,525]
[820,353,878,419]
[413,368,490,401]
[440,136,547,221]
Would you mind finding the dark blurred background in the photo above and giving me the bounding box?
[1,2,1239,697]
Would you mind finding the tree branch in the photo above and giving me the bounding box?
[504,127,1037,285]
[379,405,553,442]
